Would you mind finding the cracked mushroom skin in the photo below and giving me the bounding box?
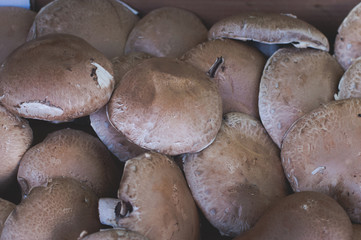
[0,198,15,235]
[0,33,114,122]
[79,229,148,240]
[0,178,101,240]
[281,98,361,223]
[99,152,200,240]
[183,112,288,237]
[233,191,353,240]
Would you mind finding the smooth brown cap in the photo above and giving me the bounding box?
[181,39,266,117]
[107,57,222,155]
[79,229,148,240]
[0,33,114,121]
[27,0,139,59]
[125,7,208,58]
[209,12,329,51]
[335,57,361,100]
[183,112,288,237]
[17,128,120,198]
[259,48,343,147]
[281,98,361,223]
[0,198,15,235]
[0,178,101,240]
[0,7,36,64]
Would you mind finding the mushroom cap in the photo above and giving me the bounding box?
[79,229,148,240]
[281,98,361,223]
[0,7,36,64]
[125,7,208,58]
[107,57,222,155]
[208,12,329,51]
[181,39,266,117]
[259,48,343,147]
[334,2,361,70]
[335,57,361,100]
[99,152,200,240]
[183,112,288,237]
[353,224,361,240]
[0,33,114,121]
[234,191,353,240]
[17,128,120,198]
[27,0,139,59]
[0,104,32,190]
[0,178,101,240]
[0,198,15,235]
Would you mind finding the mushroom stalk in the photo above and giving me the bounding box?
[99,198,132,227]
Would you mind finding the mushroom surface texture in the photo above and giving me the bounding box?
[17,128,120,198]
[0,178,101,240]
[0,105,32,191]
[125,7,208,57]
[27,0,139,59]
[0,198,15,235]
[107,57,222,155]
[334,2,361,70]
[183,112,289,237]
[259,48,343,147]
[208,12,329,51]
[335,57,361,100]
[233,191,353,240]
[353,224,361,240]
[79,229,148,240]
[0,7,36,64]
[281,98,361,223]
[181,39,266,117]
[98,152,200,240]
[0,33,114,121]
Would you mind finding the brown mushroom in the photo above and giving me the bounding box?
[183,112,289,237]
[17,128,120,198]
[0,198,15,235]
[208,12,329,51]
[181,39,266,117]
[0,33,114,121]
[335,57,361,100]
[0,178,101,240]
[99,152,200,240]
[353,224,361,240]
[259,48,343,147]
[233,191,353,240]
[79,229,148,240]
[281,98,361,223]
[107,57,222,155]
[125,7,208,58]
[27,0,139,59]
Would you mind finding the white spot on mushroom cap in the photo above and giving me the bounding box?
[311,166,326,175]
[91,62,113,89]
[17,102,63,118]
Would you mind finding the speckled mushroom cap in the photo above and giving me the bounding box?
[79,229,148,240]
[334,2,361,70]
[208,12,329,51]
[281,98,361,223]
[181,39,266,117]
[183,112,288,237]
[353,224,361,240]
[107,57,222,155]
[0,198,15,235]
[0,178,101,240]
[124,7,208,58]
[0,7,36,64]
[0,105,32,190]
[27,0,139,59]
[259,48,343,148]
[335,57,361,100]
[233,192,353,240]
[0,33,114,121]
[98,152,200,240]
[17,128,120,198]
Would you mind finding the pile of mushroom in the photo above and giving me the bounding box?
[1,0,361,239]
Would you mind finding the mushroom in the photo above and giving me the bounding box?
[353,224,361,240]
[259,48,343,147]
[107,57,222,155]
[0,7,35,64]
[0,198,15,235]
[125,7,208,57]
[183,112,289,237]
[0,33,114,122]
[78,229,148,240]
[99,152,200,240]
[27,0,139,59]
[233,191,353,240]
[208,12,329,51]
[0,104,32,191]
[0,178,101,240]
[181,39,266,117]
[281,98,361,223]
[17,128,120,198]
[335,57,361,100]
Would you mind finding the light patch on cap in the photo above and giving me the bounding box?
[91,62,113,89]
[17,102,63,118]
[115,0,139,15]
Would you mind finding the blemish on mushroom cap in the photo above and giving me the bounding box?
[16,101,64,119]
[90,62,114,89]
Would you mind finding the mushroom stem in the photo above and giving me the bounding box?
[115,199,133,219]
[98,198,122,227]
